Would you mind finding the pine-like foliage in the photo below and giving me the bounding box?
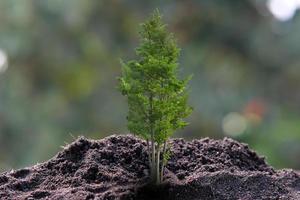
[119,9,192,184]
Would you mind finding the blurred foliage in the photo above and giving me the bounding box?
[0,0,300,171]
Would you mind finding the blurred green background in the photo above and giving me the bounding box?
[0,0,300,172]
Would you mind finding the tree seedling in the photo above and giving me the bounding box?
[118,9,192,185]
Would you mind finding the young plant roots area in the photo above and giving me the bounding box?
[0,135,299,199]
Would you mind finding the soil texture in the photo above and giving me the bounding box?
[0,135,299,200]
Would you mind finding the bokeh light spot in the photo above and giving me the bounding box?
[222,112,247,137]
[268,0,300,21]
[0,49,8,74]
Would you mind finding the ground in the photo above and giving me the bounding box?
[0,135,299,199]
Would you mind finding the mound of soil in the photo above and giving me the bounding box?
[0,135,299,200]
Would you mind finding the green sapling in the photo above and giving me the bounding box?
[118,9,192,185]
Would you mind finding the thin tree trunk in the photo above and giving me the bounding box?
[160,140,167,183]
[149,94,156,183]
[146,139,151,166]
[151,139,156,182]
[156,144,161,185]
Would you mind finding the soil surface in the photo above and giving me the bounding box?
[0,135,299,200]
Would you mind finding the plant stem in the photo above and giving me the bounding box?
[156,144,161,185]
[146,139,151,166]
[160,140,167,183]
[149,94,156,183]
[151,139,156,182]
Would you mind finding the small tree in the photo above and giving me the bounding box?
[119,9,192,185]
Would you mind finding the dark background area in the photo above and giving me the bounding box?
[0,0,300,172]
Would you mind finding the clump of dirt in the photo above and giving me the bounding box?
[0,135,299,199]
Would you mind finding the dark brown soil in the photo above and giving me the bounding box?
[0,135,299,200]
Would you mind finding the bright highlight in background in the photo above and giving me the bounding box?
[0,49,8,74]
[268,0,300,21]
[222,112,247,137]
